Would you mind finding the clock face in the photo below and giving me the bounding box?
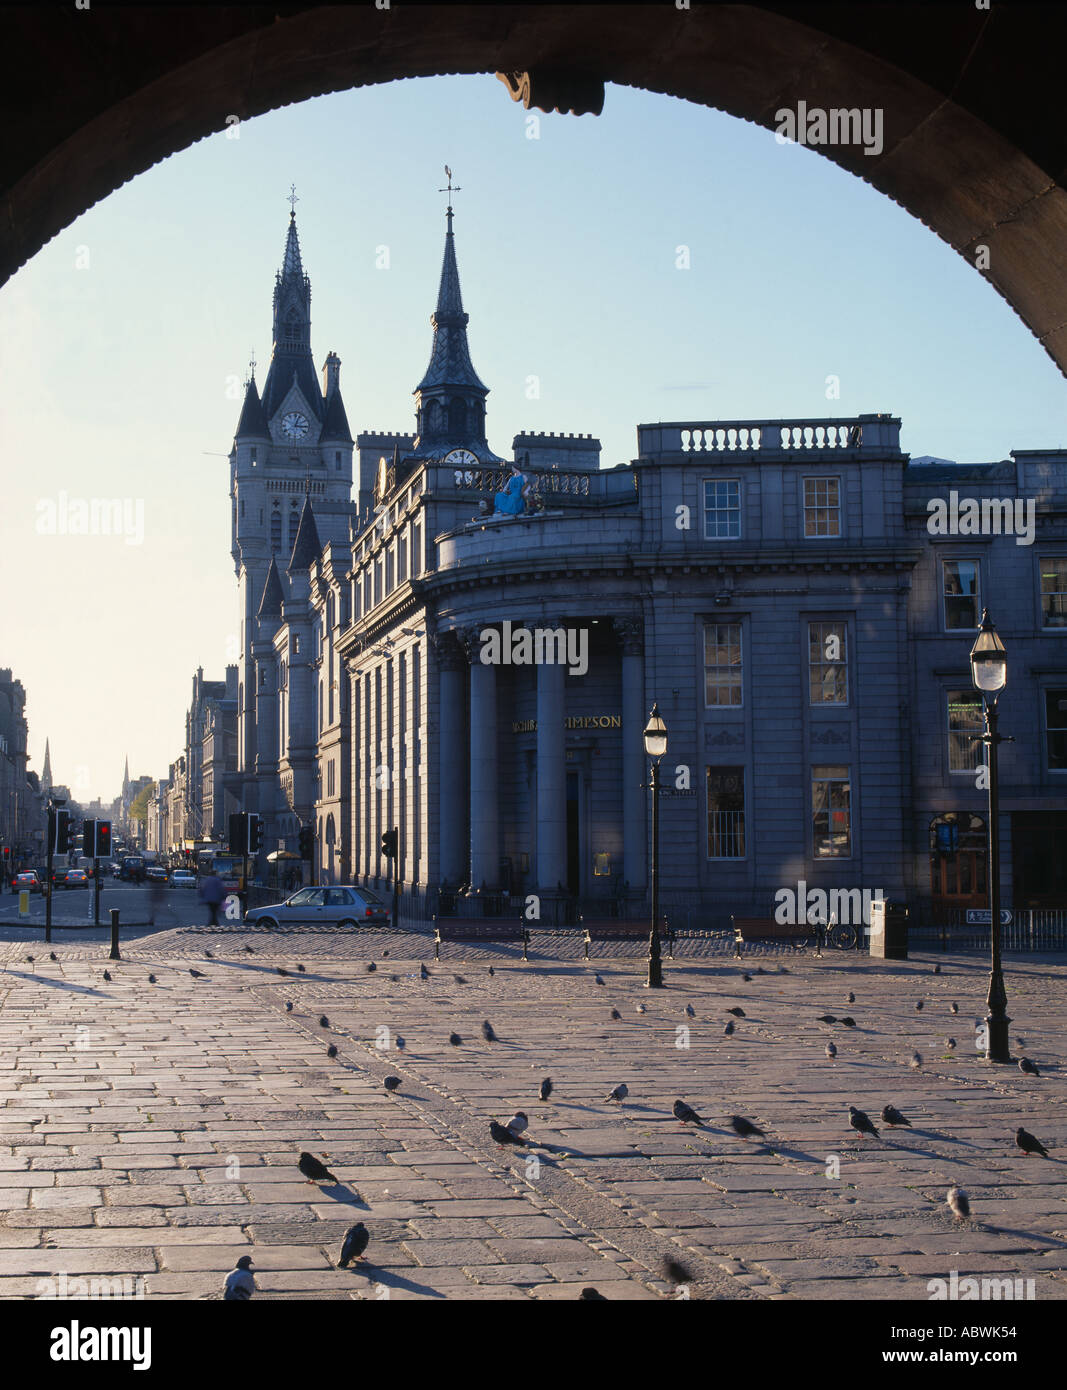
[281,411,309,441]
[445,448,479,468]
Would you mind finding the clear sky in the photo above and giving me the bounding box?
[1,74,1063,803]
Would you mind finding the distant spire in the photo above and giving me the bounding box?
[281,186,303,279]
[122,755,130,797]
[41,737,52,789]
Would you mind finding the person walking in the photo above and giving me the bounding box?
[200,872,225,927]
[147,875,165,927]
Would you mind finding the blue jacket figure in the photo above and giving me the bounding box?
[494,463,529,516]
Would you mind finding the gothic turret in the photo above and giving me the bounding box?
[410,182,501,462]
[260,209,324,424]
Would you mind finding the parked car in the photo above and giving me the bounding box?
[64,868,89,889]
[145,865,168,883]
[11,870,43,894]
[170,870,197,889]
[244,885,390,929]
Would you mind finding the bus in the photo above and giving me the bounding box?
[195,851,244,893]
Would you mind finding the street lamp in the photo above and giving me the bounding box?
[969,609,1011,1063]
[643,703,668,988]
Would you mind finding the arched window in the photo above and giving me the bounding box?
[270,505,281,553]
[288,502,299,554]
[448,396,467,436]
[426,400,442,435]
[285,307,300,342]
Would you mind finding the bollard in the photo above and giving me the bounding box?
[18,889,29,918]
[109,908,121,961]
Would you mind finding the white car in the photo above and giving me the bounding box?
[170,870,197,888]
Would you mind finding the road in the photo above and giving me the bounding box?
[0,878,218,930]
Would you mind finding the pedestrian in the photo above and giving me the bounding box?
[148,875,165,926]
[200,872,225,927]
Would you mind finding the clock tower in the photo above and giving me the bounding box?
[229,198,355,813]
[409,186,503,465]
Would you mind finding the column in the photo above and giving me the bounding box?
[467,629,499,890]
[536,636,567,893]
[433,631,467,886]
[615,617,647,894]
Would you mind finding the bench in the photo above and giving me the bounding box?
[732,916,815,958]
[433,915,529,961]
[580,916,673,960]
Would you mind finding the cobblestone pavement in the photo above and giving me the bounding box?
[1,929,1065,1300]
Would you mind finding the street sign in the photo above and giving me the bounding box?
[965,909,1013,925]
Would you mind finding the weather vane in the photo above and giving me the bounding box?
[288,184,299,216]
[439,166,460,214]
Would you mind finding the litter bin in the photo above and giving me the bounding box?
[869,899,909,959]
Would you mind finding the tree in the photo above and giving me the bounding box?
[129,782,156,826]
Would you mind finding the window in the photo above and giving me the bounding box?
[803,477,841,537]
[812,765,851,857]
[288,503,299,553]
[293,634,300,655]
[251,448,257,463]
[942,559,980,630]
[374,560,383,604]
[707,767,745,857]
[703,623,742,706]
[327,760,336,797]
[808,621,848,704]
[239,500,245,518]
[1040,559,1067,629]
[335,451,342,470]
[385,550,394,595]
[270,507,281,553]
[397,534,408,584]
[703,479,741,539]
[947,690,984,771]
[1045,689,1067,769]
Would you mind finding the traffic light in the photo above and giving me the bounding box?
[96,821,112,859]
[381,827,398,860]
[229,812,246,856]
[298,824,314,859]
[53,808,72,855]
[82,820,96,856]
[247,813,263,854]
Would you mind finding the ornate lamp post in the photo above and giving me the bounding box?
[970,609,1011,1063]
[643,703,667,988]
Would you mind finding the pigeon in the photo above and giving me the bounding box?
[605,1083,628,1103]
[327,1045,338,1058]
[910,1051,923,1069]
[949,1002,959,1015]
[395,1035,405,1050]
[490,1120,527,1147]
[24,955,34,963]
[276,967,289,977]
[420,964,430,980]
[881,1105,911,1128]
[382,950,389,958]
[338,1223,369,1267]
[1018,1038,1027,1048]
[296,964,305,973]
[50,952,58,961]
[1015,1127,1049,1158]
[673,1099,706,1126]
[204,950,214,959]
[840,1017,857,1028]
[946,1038,957,1050]
[482,1020,498,1042]
[366,963,376,973]
[635,1003,646,1014]
[579,1287,607,1300]
[846,992,855,1004]
[506,1112,528,1135]
[726,1007,745,1018]
[817,1015,838,1024]
[244,945,254,954]
[453,974,468,985]
[190,969,205,979]
[298,1151,338,1184]
[933,964,941,975]
[488,966,494,977]
[319,1016,330,1029]
[103,970,112,982]
[223,1255,256,1300]
[148,974,157,984]
[610,1008,622,1020]
[1019,1057,1039,1077]
[661,1256,695,1285]
[539,1077,553,1102]
[848,1105,879,1140]
[946,1186,970,1222]
[915,1000,924,1012]
[594,974,605,986]
[825,1042,837,1059]
[384,1076,401,1092]
[723,1021,735,1036]
[449,1032,462,1047]
[684,1004,696,1018]
[731,1115,765,1140]
[285,1001,293,1012]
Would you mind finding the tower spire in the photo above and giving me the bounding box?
[260,194,321,424]
[41,737,52,790]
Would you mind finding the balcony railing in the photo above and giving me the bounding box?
[637,414,902,458]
